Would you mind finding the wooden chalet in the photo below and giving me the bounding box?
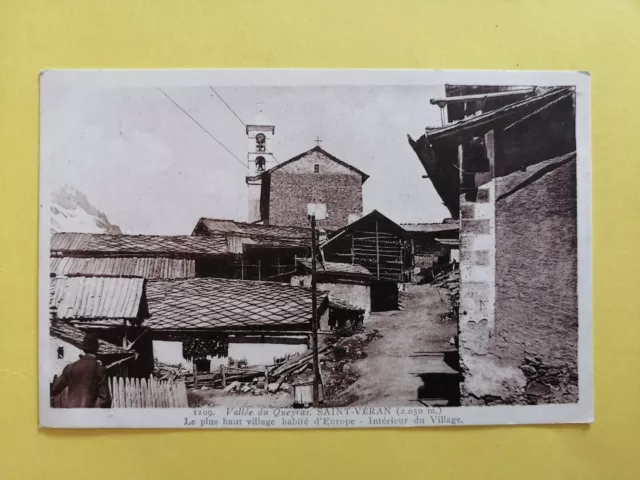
[401,221,459,271]
[50,232,232,278]
[145,278,329,372]
[293,258,370,327]
[49,275,154,377]
[192,218,312,281]
[319,210,412,311]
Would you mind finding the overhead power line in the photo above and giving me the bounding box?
[210,87,288,167]
[210,87,246,127]
[158,88,246,168]
[208,87,314,196]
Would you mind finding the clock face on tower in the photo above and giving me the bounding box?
[255,133,266,152]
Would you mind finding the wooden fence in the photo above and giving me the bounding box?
[50,375,188,408]
[109,376,188,408]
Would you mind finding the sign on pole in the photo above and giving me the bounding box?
[307,203,327,220]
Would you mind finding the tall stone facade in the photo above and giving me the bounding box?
[459,138,579,405]
[262,147,367,229]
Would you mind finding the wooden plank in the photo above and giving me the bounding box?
[149,378,155,408]
[118,377,125,409]
[181,382,188,407]
[162,381,169,408]
[158,381,164,408]
[114,377,121,409]
[132,378,138,408]
[193,362,198,390]
[130,378,137,408]
[109,378,116,408]
[124,378,132,408]
[141,378,148,408]
[149,377,157,408]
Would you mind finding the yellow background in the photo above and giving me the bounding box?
[0,1,637,478]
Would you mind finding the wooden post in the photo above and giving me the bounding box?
[264,366,270,388]
[258,259,262,281]
[375,220,380,280]
[220,364,226,388]
[351,233,355,265]
[277,255,281,277]
[241,256,244,280]
[193,362,198,390]
[310,213,320,407]
[118,377,125,409]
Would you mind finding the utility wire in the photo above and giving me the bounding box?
[209,87,316,196]
[158,88,246,168]
[210,86,246,127]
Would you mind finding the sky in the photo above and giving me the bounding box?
[41,84,449,234]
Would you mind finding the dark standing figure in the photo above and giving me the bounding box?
[51,333,112,408]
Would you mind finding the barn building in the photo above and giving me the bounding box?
[319,210,412,311]
[192,218,311,281]
[49,275,153,378]
[245,114,369,229]
[291,258,371,329]
[146,278,329,373]
[401,221,459,277]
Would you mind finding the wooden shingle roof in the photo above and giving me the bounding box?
[146,278,327,331]
[51,233,230,256]
[296,258,371,276]
[50,257,195,279]
[193,218,311,249]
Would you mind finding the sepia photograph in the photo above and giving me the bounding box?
[39,70,592,428]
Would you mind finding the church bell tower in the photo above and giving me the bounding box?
[245,110,276,223]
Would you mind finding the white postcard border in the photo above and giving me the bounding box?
[39,69,593,429]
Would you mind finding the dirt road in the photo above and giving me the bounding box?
[330,283,456,406]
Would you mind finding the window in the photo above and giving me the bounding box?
[314,164,320,173]
[57,346,64,359]
[255,156,266,172]
[255,133,266,152]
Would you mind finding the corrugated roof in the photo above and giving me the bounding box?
[51,233,230,256]
[297,258,371,276]
[146,278,327,331]
[401,223,459,233]
[50,321,132,356]
[50,257,196,279]
[50,276,146,320]
[194,218,311,248]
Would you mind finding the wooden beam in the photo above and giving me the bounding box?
[430,88,535,105]
[375,220,380,280]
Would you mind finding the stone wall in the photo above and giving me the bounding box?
[268,172,363,229]
[459,148,579,405]
[493,157,578,404]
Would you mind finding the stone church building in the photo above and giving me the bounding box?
[245,114,369,229]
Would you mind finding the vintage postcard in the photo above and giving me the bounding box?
[39,69,592,428]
